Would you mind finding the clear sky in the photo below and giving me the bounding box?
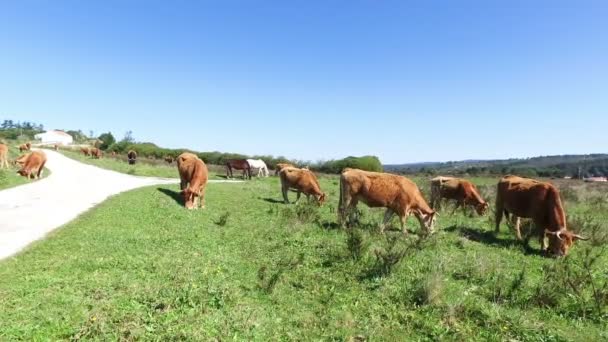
[1,1,606,164]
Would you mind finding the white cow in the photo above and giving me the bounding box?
[247,159,269,177]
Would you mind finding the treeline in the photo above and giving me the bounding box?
[95,132,384,172]
[0,120,44,140]
[396,159,608,178]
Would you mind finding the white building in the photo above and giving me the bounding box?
[34,130,74,146]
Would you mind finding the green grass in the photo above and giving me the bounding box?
[0,144,49,191]
[0,176,606,340]
[58,149,227,180]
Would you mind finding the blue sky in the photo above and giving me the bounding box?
[1,1,606,164]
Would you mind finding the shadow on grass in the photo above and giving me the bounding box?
[157,187,183,206]
[317,220,341,230]
[445,225,541,255]
[215,174,229,179]
[262,197,285,204]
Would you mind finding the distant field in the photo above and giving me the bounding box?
[58,149,229,180]
[0,143,49,190]
[1,174,606,340]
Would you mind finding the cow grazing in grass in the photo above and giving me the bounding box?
[81,147,91,156]
[274,162,295,175]
[495,175,587,256]
[247,159,269,177]
[164,156,174,164]
[16,150,47,180]
[0,144,9,168]
[19,144,30,152]
[339,168,436,234]
[127,150,137,165]
[226,159,251,179]
[177,152,209,209]
[279,167,326,205]
[430,176,488,215]
[91,148,103,159]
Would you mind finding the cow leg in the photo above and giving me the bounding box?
[294,191,302,204]
[282,184,290,204]
[512,217,523,241]
[380,209,395,234]
[180,180,187,191]
[494,208,504,234]
[539,230,548,251]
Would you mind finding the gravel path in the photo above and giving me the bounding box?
[0,150,239,260]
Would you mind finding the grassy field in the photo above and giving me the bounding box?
[58,149,229,180]
[1,172,606,340]
[0,144,48,190]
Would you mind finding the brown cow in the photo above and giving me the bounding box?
[495,175,587,256]
[127,150,137,165]
[339,169,436,234]
[164,156,174,164]
[19,144,30,152]
[274,162,295,176]
[279,167,326,205]
[16,150,47,180]
[177,152,209,209]
[53,144,59,151]
[90,148,102,159]
[81,147,91,156]
[14,154,29,166]
[111,151,117,157]
[0,144,8,168]
[430,176,488,215]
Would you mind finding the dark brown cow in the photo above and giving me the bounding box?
[279,167,326,205]
[495,175,587,256]
[177,152,209,209]
[17,150,47,180]
[19,144,29,152]
[430,176,488,215]
[127,150,137,165]
[164,156,174,164]
[226,159,251,179]
[0,144,8,168]
[339,169,436,234]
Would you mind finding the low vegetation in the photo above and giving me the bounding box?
[1,175,606,340]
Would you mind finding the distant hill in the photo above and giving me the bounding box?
[385,154,608,178]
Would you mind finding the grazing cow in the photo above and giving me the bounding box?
[226,159,251,179]
[0,144,8,168]
[164,155,174,164]
[495,175,587,256]
[430,176,488,215]
[177,152,209,209]
[274,162,295,175]
[91,148,103,159]
[339,169,436,234]
[53,144,59,151]
[127,150,137,165]
[247,159,269,177]
[16,150,47,180]
[81,147,91,156]
[279,167,326,205]
[19,144,29,152]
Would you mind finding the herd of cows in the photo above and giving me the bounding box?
[2,143,589,258]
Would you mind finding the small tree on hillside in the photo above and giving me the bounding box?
[97,132,116,150]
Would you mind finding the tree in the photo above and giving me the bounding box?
[122,130,134,143]
[97,132,116,150]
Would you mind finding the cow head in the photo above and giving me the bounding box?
[545,229,589,257]
[316,192,327,206]
[182,189,196,209]
[475,202,489,216]
[420,210,437,233]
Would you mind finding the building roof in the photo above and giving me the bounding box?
[48,130,72,137]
